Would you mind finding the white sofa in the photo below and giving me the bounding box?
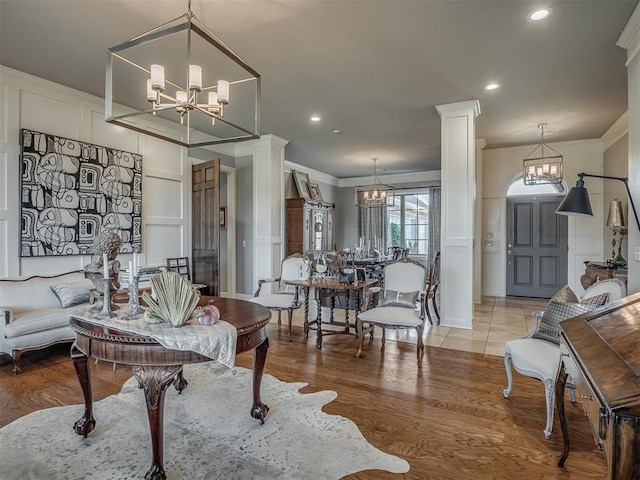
[0,271,93,374]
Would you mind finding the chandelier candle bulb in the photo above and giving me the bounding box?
[189,65,202,91]
[217,80,229,104]
[146,80,157,102]
[150,64,165,91]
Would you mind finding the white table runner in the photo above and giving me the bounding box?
[74,307,238,368]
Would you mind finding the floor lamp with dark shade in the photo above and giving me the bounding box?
[556,173,640,232]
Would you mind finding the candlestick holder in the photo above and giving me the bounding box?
[95,278,116,319]
[122,275,143,320]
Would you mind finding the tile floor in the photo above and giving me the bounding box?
[290,296,549,357]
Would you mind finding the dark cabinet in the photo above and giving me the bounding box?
[286,198,334,255]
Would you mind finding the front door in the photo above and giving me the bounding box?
[506,195,567,298]
[192,159,220,296]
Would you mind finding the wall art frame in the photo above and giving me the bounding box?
[309,182,323,201]
[292,170,311,200]
[19,129,143,257]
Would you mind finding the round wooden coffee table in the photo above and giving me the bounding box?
[69,296,271,480]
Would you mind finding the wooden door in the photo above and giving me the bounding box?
[192,159,220,295]
[506,195,567,298]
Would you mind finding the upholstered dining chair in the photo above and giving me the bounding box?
[503,278,627,439]
[424,252,440,325]
[355,257,428,367]
[250,254,309,341]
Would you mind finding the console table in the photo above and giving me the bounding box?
[556,292,640,479]
[580,261,627,290]
[69,296,271,480]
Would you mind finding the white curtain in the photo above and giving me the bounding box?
[357,206,387,252]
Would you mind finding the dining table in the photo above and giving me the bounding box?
[284,276,379,348]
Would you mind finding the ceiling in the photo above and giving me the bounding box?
[0,0,637,179]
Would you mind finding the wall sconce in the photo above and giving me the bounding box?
[556,173,640,234]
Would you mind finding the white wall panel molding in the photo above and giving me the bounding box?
[0,66,192,278]
[0,220,7,277]
[20,91,83,140]
[0,84,8,145]
[436,99,480,329]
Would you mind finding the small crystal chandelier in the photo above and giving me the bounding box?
[354,158,395,207]
[523,123,563,185]
[105,0,260,148]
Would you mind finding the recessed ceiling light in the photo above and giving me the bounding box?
[310,116,321,122]
[485,83,501,91]
[528,8,552,21]
[332,129,342,134]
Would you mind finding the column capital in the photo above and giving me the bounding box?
[436,100,481,118]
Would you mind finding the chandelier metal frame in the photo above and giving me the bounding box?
[523,123,563,186]
[354,158,395,207]
[105,0,260,148]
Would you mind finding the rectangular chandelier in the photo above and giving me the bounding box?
[523,123,563,186]
[354,158,395,208]
[105,3,260,148]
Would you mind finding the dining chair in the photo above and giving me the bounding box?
[425,252,440,325]
[250,254,309,341]
[503,278,626,438]
[355,257,428,367]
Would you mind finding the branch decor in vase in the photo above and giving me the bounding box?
[142,272,201,327]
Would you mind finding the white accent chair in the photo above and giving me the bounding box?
[250,254,309,341]
[355,257,428,367]
[503,278,627,438]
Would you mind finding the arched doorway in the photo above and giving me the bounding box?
[505,176,568,298]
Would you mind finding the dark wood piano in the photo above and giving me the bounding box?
[556,291,640,479]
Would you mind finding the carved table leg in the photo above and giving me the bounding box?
[71,342,96,438]
[132,365,183,480]
[316,288,323,349]
[303,287,310,338]
[173,369,188,393]
[556,361,570,467]
[250,337,270,424]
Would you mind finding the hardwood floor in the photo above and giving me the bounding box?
[0,301,607,479]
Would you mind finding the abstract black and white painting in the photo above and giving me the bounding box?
[20,129,142,257]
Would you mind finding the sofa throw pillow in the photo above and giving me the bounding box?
[550,284,580,304]
[50,281,93,308]
[580,292,610,307]
[532,291,609,345]
[381,289,420,308]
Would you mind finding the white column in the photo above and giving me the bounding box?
[435,100,481,328]
[237,134,289,294]
[617,3,640,294]
[474,138,487,304]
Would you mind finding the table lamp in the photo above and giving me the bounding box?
[606,198,627,267]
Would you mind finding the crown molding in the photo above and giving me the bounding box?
[284,160,339,186]
[617,2,640,65]
[601,111,629,151]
